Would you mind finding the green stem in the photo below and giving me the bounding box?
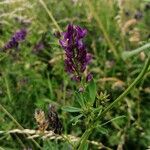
[0,147,5,150]
[62,134,76,149]
[85,0,119,59]
[4,75,12,102]
[38,0,62,32]
[100,54,150,117]
[77,128,93,150]
[0,104,23,129]
[76,55,149,149]
[0,104,42,149]
[122,43,150,60]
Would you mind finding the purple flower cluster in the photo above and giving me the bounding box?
[3,29,27,50]
[59,24,92,82]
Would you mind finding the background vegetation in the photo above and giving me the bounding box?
[0,0,150,149]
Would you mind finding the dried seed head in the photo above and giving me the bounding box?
[34,109,49,132]
[112,81,125,91]
[34,109,46,124]
[122,19,137,35]
[139,52,146,61]
[129,28,140,43]
[48,104,62,134]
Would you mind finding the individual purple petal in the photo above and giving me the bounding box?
[86,73,93,82]
[80,53,92,72]
[59,39,68,48]
[64,24,74,39]
[86,53,92,64]
[65,59,74,73]
[71,75,81,82]
[77,49,86,61]
[76,39,84,50]
[65,49,74,58]
[80,63,87,72]
[75,26,87,38]
[67,24,74,34]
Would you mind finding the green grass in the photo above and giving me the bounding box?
[0,0,150,149]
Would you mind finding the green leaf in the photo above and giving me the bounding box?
[87,79,97,104]
[100,115,126,127]
[62,106,82,112]
[75,92,85,107]
[96,126,108,135]
[82,143,89,150]
[47,73,54,100]
[71,114,83,125]
[78,129,93,150]
[93,107,102,117]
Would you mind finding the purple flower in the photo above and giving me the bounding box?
[59,24,92,81]
[86,73,93,82]
[13,29,27,41]
[4,38,18,50]
[76,26,87,39]
[3,29,27,50]
[71,75,81,82]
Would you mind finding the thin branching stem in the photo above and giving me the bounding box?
[100,54,150,117]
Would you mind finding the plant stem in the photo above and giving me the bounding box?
[0,104,23,129]
[85,0,119,59]
[77,128,93,150]
[100,54,150,117]
[122,43,150,60]
[4,75,12,102]
[0,104,42,149]
[62,134,76,149]
[38,0,62,32]
[0,147,5,150]
[77,54,149,149]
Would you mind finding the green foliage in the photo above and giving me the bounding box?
[0,0,150,149]
[86,79,97,105]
